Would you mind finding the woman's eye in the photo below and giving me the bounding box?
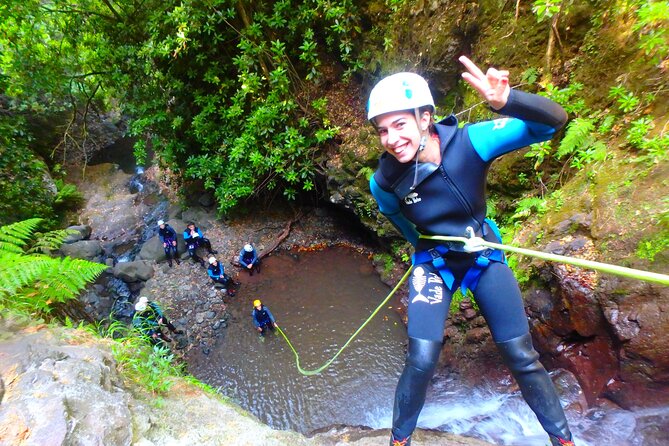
[377,129,387,136]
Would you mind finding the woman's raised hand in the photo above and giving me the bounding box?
[459,55,510,110]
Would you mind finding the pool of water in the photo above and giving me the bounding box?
[185,246,669,445]
[186,246,407,433]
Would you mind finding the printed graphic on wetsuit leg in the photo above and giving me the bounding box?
[410,267,443,305]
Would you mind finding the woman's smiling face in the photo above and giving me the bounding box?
[375,110,427,164]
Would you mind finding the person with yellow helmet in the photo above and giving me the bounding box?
[251,299,277,336]
[368,56,574,446]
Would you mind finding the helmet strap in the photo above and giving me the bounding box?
[410,108,429,191]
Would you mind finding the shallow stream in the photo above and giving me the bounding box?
[183,247,668,446]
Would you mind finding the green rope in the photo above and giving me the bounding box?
[279,234,668,376]
[421,235,669,286]
[277,267,413,376]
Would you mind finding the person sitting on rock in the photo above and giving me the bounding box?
[157,220,180,267]
[132,296,183,345]
[183,221,217,267]
[207,256,237,297]
[252,299,278,336]
[239,243,261,276]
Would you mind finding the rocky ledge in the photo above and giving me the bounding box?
[0,317,495,446]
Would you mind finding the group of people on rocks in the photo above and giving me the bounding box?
[133,220,275,347]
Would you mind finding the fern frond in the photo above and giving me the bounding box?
[0,218,43,254]
[557,118,596,159]
[27,229,79,254]
[0,252,55,299]
[30,257,108,306]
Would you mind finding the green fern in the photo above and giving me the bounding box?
[0,218,43,254]
[27,229,78,254]
[0,219,107,316]
[557,118,596,159]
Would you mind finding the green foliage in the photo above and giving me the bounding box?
[2,0,362,216]
[532,0,563,21]
[449,288,479,314]
[0,117,57,225]
[0,219,107,317]
[633,0,669,64]
[111,337,181,395]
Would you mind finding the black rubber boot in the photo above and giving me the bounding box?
[391,337,442,443]
[495,333,572,441]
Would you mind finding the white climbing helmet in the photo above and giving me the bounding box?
[157,220,165,226]
[244,244,253,252]
[135,296,149,312]
[208,256,217,264]
[367,72,435,121]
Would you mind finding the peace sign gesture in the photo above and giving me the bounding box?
[459,55,510,111]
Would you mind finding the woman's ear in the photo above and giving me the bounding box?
[420,111,431,131]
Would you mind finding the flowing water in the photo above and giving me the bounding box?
[185,245,669,445]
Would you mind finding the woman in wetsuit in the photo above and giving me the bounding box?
[368,56,575,446]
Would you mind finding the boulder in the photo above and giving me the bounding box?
[63,224,92,243]
[137,219,187,262]
[59,240,102,261]
[113,260,154,282]
[0,324,133,446]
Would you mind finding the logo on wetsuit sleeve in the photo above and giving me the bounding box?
[492,118,510,130]
[410,267,444,305]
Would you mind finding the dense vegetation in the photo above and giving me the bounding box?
[1,0,667,244]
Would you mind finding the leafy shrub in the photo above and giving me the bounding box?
[0,218,107,318]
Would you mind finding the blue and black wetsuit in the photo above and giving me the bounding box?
[207,261,236,296]
[239,247,261,275]
[183,226,214,265]
[252,305,276,335]
[158,224,179,265]
[132,302,179,345]
[371,90,572,442]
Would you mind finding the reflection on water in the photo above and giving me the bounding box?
[186,246,407,433]
[185,246,669,445]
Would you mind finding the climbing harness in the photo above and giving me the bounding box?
[279,230,669,376]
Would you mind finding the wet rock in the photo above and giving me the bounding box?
[198,192,215,208]
[205,311,216,319]
[60,239,103,261]
[181,207,216,230]
[113,260,154,282]
[0,324,133,446]
[63,224,92,243]
[553,213,592,236]
[137,218,187,262]
[213,321,222,330]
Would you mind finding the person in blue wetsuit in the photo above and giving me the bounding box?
[183,222,217,267]
[252,299,277,336]
[239,243,261,276]
[368,56,575,446]
[157,220,180,267]
[207,256,237,297]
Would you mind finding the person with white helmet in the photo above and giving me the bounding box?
[239,243,261,276]
[207,256,237,297]
[157,220,180,267]
[132,296,183,345]
[368,57,574,446]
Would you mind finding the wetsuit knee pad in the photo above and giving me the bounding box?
[495,333,542,374]
[405,337,442,373]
